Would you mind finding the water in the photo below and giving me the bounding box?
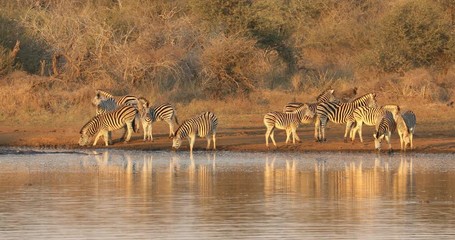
[0,149,454,239]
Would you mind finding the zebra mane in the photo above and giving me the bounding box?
[350,93,375,103]
[96,89,114,99]
[174,119,191,138]
[79,115,100,135]
[316,89,334,102]
[295,103,309,112]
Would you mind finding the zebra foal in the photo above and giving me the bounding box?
[373,111,397,152]
[79,105,138,146]
[315,93,377,142]
[396,110,416,151]
[172,112,218,153]
[138,97,179,141]
[264,104,315,148]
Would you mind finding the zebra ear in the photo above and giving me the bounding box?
[330,89,334,94]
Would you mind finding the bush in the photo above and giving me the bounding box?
[199,35,270,99]
[374,0,453,72]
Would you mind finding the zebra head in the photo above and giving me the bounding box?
[79,117,98,146]
[296,104,315,123]
[172,136,182,150]
[373,131,384,150]
[79,129,91,146]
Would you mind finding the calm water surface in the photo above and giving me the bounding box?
[0,148,454,239]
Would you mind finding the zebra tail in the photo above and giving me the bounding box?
[174,115,179,125]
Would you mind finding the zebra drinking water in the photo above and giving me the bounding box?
[373,111,397,153]
[396,110,416,151]
[79,105,138,146]
[315,93,377,142]
[172,112,218,153]
[350,104,400,143]
[137,97,179,141]
[264,104,315,148]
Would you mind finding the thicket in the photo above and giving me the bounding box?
[0,0,453,106]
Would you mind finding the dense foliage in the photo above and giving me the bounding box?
[0,0,453,100]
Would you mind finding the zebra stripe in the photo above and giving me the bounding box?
[172,112,218,153]
[350,104,400,143]
[373,111,397,152]
[94,98,118,115]
[396,110,416,151]
[264,104,314,148]
[138,97,179,141]
[315,93,377,142]
[79,105,138,146]
[95,89,138,106]
[283,89,336,113]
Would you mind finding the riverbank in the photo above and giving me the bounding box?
[1,120,454,154]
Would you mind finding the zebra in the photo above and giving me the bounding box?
[264,104,315,148]
[92,89,139,115]
[373,111,397,152]
[396,110,416,151]
[137,97,179,141]
[79,105,138,146]
[172,112,218,153]
[350,104,400,143]
[283,89,337,113]
[315,93,377,142]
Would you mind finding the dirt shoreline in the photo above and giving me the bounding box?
[1,123,454,154]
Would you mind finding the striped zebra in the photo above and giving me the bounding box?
[172,112,218,153]
[350,104,400,143]
[264,104,315,148]
[373,111,397,152]
[137,97,179,141]
[92,89,139,115]
[79,105,138,146]
[396,110,416,151]
[315,93,377,142]
[283,89,337,113]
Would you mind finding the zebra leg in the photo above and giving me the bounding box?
[167,119,175,138]
[358,122,365,143]
[206,135,211,150]
[314,117,320,142]
[292,126,301,144]
[265,126,274,148]
[142,121,148,141]
[93,131,103,146]
[320,117,327,142]
[285,128,291,144]
[385,133,392,153]
[189,135,196,153]
[108,131,113,145]
[350,121,359,142]
[410,133,413,150]
[124,122,133,143]
[270,129,277,147]
[149,123,154,142]
[103,131,110,146]
[344,121,353,143]
[212,132,216,150]
[399,132,404,151]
